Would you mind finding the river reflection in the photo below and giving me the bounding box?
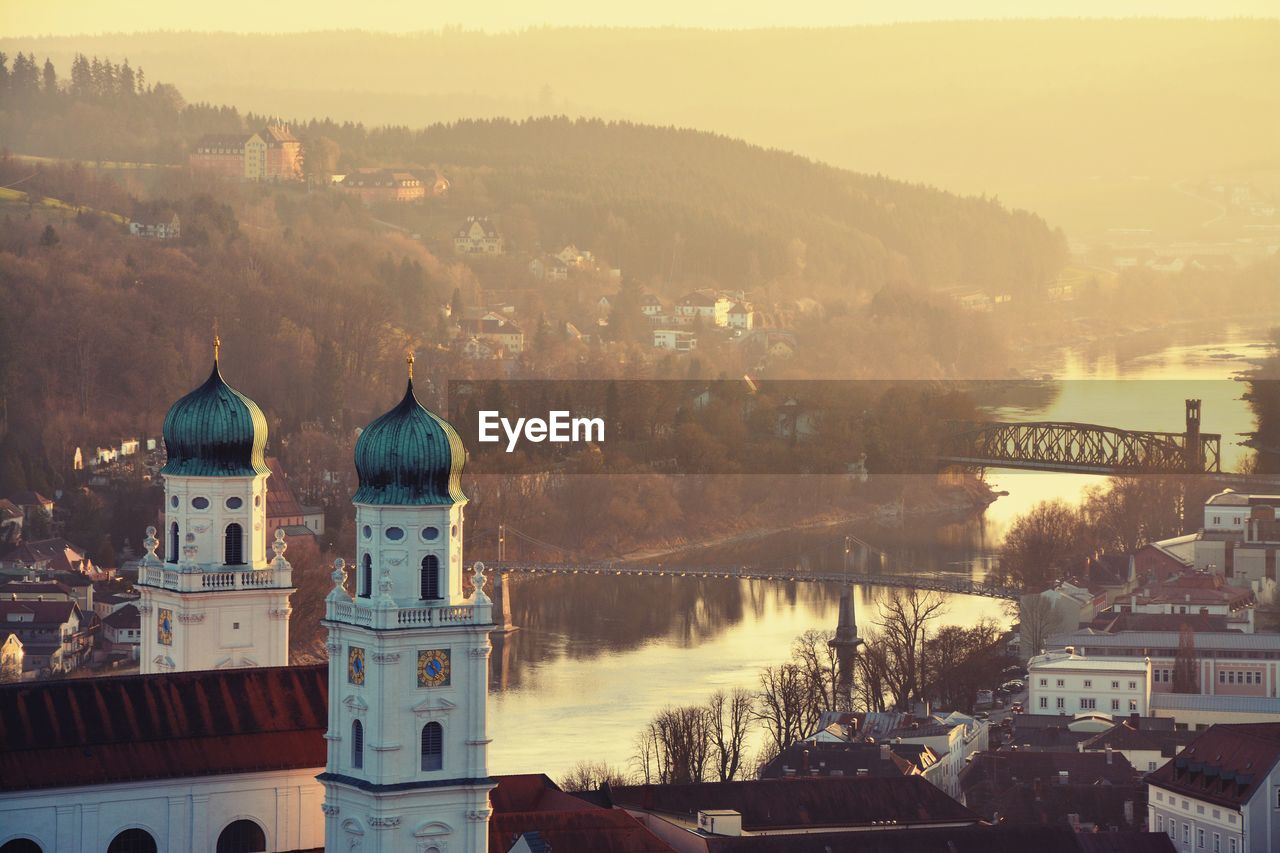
[488,322,1277,777]
[489,573,1006,776]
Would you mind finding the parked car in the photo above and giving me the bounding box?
[974,710,991,720]
[1002,679,1025,692]
[1011,703,1024,714]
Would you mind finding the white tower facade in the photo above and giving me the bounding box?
[321,370,495,853]
[137,351,293,673]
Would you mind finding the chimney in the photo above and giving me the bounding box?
[1059,770,1069,785]
[880,743,891,761]
[1105,746,1113,765]
[1129,712,1140,730]
[801,749,810,773]
[1124,800,1134,825]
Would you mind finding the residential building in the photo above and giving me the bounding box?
[960,750,1143,831]
[0,499,21,544]
[727,301,755,330]
[758,739,926,782]
[128,213,180,240]
[1149,694,1280,730]
[654,329,697,352]
[6,491,53,527]
[1194,491,1280,586]
[1107,572,1256,632]
[1079,714,1197,774]
[1021,581,1106,657]
[244,125,303,181]
[92,589,140,619]
[461,312,525,355]
[0,632,21,681]
[0,599,89,675]
[0,539,94,578]
[674,289,733,326]
[641,293,665,320]
[1147,723,1280,853]
[1005,711,1134,752]
[529,255,569,281]
[454,215,505,255]
[188,133,248,177]
[100,603,140,661]
[1045,629,1280,701]
[339,169,427,204]
[1027,649,1152,716]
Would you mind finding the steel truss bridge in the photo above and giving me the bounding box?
[474,560,1022,600]
[938,417,1221,476]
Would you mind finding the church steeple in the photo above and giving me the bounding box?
[320,368,494,853]
[137,351,292,674]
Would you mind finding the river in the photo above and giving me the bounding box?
[487,320,1277,778]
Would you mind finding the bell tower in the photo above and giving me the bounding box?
[137,339,293,673]
[320,356,495,853]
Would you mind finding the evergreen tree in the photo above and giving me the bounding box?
[1172,624,1199,693]
[41,58,57,98]
[39,225,59,247]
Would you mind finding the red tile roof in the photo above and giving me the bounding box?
[607,776,978,830]
[490,810,675,853]
[0,663,327,792]
[265,457,304,520]
[1146,723,1280,808]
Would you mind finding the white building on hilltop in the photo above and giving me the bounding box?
[1028,649,1151,716]
[136,344,293,674]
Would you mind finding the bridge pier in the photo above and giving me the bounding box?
[490,570,517,634]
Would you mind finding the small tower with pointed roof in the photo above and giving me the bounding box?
[137,339,294,674]
[320,354,495,853]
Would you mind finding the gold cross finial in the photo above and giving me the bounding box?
[213,328,221,363]
[406,351,415,380]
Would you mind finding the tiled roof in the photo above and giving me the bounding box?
[0,663,327,792]
[702,826,1174,853]
[1150,692,1280,714]
[0,498,23,519]
[0,579,74,598]
[608,776,978,830]
[101,604,140,630]
[0,599,79,625]
[8,491,53,507]
[265,457,304,519]
[1080,719,1194,757]
[1146,723,1280,808]
[759,740,919,779]
[961,750,1138,791]
[1050,629,1280,652]
[490,811,674,853]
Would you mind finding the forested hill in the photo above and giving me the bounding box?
[0,54,1067,295]
[345,117,1067,294]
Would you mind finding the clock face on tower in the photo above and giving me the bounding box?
[157,608,173,646]
[418,649,451,687]
[348,646,366,685]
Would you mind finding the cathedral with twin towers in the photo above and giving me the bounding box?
[0,345,496,853]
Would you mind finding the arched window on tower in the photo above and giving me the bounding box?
[168,522,179,564]
[359,554,372,598]
[421,721,443,771]
[351,719,364,768]
[107,829,158,853]
[420,555,441,600]
[224,523,244,565]
[215,819,266,853]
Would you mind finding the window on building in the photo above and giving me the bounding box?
[0,840,44,853]
[1057,679,1065,687]
[107,829,157,853]
[1156,814,1164,832]
[1040,678,1047,686]
[1149,761,1158,771]
[1111,681,1119,689]
[1130,699,1139,711]
[168,522,179,564]
[1231,838,1238,852]
[1056,697,1065,709]
[1198,827,1205,848]
[352,719,364,769]
[1039,697,1048,708]
[359,554,372,598]
[1080,698,1096,709]
[1213,833,1221,852]
[1084,679,1092,688]
[224,523,244,565]
[420,555,441,600]
[1112,699,1120,710]
[1130,681,1137,689]
[1183,824,1189,843]
[422,721,443,771]
[216,819,267,853]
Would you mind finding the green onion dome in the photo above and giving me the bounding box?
[353,379,467,506]
[160,361,269,477]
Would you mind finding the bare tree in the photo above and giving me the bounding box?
[708,688,754,781]
[1017,592,1068,659]
[559,760,633,792]
[634,705,711,785]
[875,589,947,710]
[854,636,890,712]
[754,663,811,752]
[791,628,840,729]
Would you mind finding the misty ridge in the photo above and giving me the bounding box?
[2,18,1277,234]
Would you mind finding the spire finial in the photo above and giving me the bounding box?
[406,350,415,380]
[213,319,221,364]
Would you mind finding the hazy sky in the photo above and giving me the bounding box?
[3,0,1274,36]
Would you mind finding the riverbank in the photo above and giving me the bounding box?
[617,477,997,565]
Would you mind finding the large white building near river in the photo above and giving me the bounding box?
[1028,649,1152,717]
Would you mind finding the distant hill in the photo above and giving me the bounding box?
[3,19,1276,234]
[343,116,1066,296]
